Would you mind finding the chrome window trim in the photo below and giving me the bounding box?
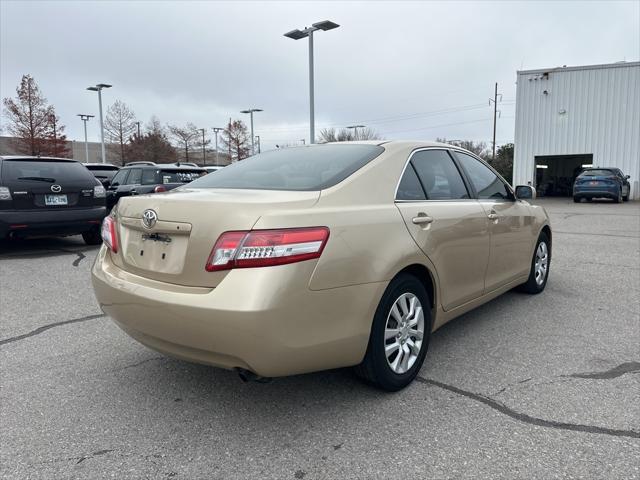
[394,147,475,202]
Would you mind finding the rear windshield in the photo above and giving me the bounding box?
[580,169,614,176]
[187,144,385,191]
[1,160,96,183]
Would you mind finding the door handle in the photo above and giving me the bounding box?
[412,214,434,225]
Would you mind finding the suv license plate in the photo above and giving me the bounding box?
[45,194,68,206]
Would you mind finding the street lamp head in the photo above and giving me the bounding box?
[96,83,112,89]
[284,29,308,40]
[312,20,339,31]
[86,86,99,91]
[241,109,263,114]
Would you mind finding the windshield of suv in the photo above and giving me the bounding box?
[1,160,96,183]
[188,144,385,191]
[581,169,614,176]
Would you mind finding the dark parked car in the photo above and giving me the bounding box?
[573,167,631,203]
[0,156,106,244]
[84,163,120,187]
[106,163,205,210]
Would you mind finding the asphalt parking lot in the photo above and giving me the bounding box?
[1,198,638,479]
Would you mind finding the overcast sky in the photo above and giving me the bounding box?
[1,0,638,150]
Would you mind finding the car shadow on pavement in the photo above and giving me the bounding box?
[0,235,100,259]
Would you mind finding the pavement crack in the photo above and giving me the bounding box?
[72,251,86,267]
[566,362,640,380]
[0,313,106,347]
[416,376,640,439]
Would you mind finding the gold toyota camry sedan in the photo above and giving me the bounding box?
[92,141,551,391]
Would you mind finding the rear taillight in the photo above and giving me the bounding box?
[93,185,106,198]
[0,186,12,201]
[101,216,118,253]
[205,227,329,272]
[154,185,167,193]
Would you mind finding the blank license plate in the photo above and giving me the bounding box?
[45,194,68,206]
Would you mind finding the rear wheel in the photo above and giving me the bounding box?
[355,273,431,391]
[518,232,550,294]
[623,187,629,202]
[573,196,580,203]
[82,226,102,245]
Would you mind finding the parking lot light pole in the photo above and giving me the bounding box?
[86,83,112,163]
[77,114,95,162]
[240,109,262,155]
[284,20,339,144]
[198,128,206,165]
[211,127,223,165]
[346,124,365,140]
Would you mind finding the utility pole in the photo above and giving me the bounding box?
[77,114,94,162]
[489,82,502,160]
[212,127,223,165]
[199,128,206,165]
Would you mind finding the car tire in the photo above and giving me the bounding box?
[623,188,629,202]
[355,273,431,391]
[82,227,102,246]
[573,196,580,203]
[614,188,623,203]
[517,232,550,294]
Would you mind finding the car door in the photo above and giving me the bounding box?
[107,169,129,209]
[453,151,535,291]
[116,168,143,199]
[395,149,491,311]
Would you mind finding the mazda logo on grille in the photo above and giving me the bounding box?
[142,209,158,229]
[50,184,62,193]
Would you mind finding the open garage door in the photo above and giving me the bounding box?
[535,154,593,197]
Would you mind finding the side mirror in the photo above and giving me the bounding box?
[515,185,536,200]
[625,175,630,179]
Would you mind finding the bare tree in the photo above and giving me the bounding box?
[104,100,136,165]
[125,116,177,163]
[167,123,200,162]
[317,127,381,143]
[436,138,490,160]
[220,119,250,162]
[2,74,69,156]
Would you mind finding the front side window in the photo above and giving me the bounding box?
[410,150,469,200]
[454,152,512,200]
[110,169,128,186]
[188,144,384,191]
[127,168,142,185]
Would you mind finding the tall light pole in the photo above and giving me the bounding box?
[134,121,141,138]
[86,83,112,163]
[255,135,261,154]
[284,20,339,144]
[77,114,94,162]
[346,124,365,140]
[198,128,207,165]
[240,108,262,155]
[211,127,223,165]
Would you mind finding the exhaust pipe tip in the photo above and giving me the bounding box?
[236,368,272,384]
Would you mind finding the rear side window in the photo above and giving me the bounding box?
[396,164,426,200]
[1,160,95,183]
[410,150,469,200]
[188,144,384,191]
[158,170,203,184]
[454,152,512,200]
[141,169,157,185]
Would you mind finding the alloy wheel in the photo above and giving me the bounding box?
[535,242,549,286]
[384,293,425,374]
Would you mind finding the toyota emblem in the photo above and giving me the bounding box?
[142,209,158,229]
[51,184,62,193]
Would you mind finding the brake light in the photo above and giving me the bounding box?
[154,185,167,193]
[101,216,118,253]
[205,227,329,272]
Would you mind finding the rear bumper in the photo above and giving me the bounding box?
[91,247,384,377]
[573,185,619,199]
[0,206,106,238]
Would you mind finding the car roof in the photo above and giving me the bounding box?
[324,140,462,149]
[83,163,120,168]
[120,163,205,171]
[0,155,79,162]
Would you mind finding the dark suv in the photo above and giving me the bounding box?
[84,163,120,187]
[573,167,631,203]
[0,156,107,244]
[106,163,205,210]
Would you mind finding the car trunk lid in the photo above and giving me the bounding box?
[110,187,320,287]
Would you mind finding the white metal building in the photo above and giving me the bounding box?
[513,61,640,199]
